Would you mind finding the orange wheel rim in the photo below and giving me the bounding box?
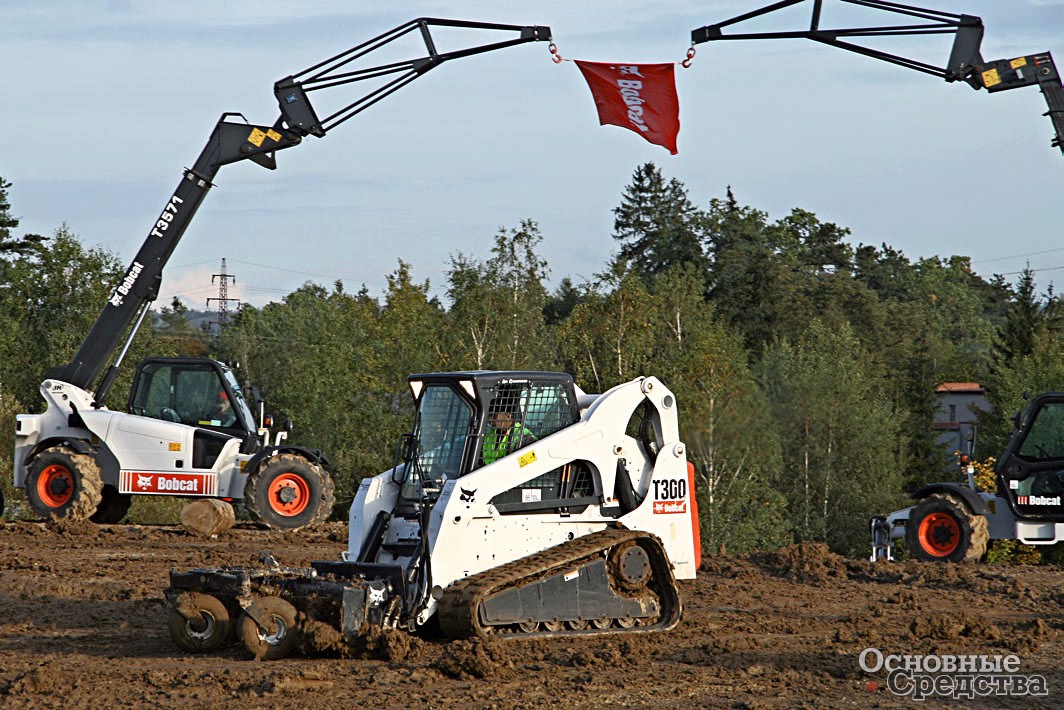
[268,473,310,516]
[918,511,960,556]
[37,464,74,508]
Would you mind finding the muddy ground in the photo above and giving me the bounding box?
[0,520,1061,709]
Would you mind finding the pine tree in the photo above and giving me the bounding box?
[611,163,709,283]
[0,177,45,256]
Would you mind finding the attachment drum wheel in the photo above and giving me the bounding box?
[168,592,231,653]
[238,596,300,660]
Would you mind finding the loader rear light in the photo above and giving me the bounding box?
[687,461,702,571]
[263,415,274,428]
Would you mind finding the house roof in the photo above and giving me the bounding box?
[935,382,984,394]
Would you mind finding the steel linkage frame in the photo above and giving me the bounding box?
[276,18,552,137]
[690,0,1064,153]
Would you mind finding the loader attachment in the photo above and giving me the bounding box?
[165,563,408,658]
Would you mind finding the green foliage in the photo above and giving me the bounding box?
[0,175,46,256]
[557,258,657,390]
[981,329,1064,453]
[652,265,789,554]
[611,162,710,283]
[214,280,382,509]
[759,321,907,555]
[0,381,26,519]
[543,276,585,327]
[445,220,553,370]
[154,297,209,357]
[996,267,1060,365]
[0,223,127,406]
[124,495,187,525]
[985,539,1043,565]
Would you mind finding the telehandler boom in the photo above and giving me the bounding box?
[692,0,1064,155]
[13,19,551,528]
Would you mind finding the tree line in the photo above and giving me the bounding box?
[0,166,1058,557]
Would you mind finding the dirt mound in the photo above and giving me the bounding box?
[43,515,100,537]
[433,638,514,679]
[750,541,852,584]
[348,626,427,662]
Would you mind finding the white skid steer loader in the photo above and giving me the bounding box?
[166,371,702,657]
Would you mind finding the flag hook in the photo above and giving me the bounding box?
[681,46,696,69]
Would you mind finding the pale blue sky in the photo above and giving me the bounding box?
[4,1,1064,308]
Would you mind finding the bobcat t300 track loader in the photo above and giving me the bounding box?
[166,371,701,658]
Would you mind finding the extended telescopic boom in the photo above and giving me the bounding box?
[48,18,551,404]
[691,0,1064,154]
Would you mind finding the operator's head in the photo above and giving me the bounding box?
[488,399,516,429]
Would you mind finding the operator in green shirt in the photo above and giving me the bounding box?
[481,402,536,465]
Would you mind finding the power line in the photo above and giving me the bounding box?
[994,264,1064,277]
[206,257,239,332]
[973,247,1064,265]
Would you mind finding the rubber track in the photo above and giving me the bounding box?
[436,526,682,640]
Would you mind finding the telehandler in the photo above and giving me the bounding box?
[12,18,550,529]
[873,392,1064,562]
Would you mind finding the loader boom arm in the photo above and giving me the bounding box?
[49,18,551,402]
[691,0,1064,155]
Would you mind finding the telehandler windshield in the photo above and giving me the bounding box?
[1001,398,1064,514]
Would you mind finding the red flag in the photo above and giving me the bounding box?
[575,61,680,154]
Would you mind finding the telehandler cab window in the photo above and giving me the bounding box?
[130,362,251,431]
[1019,402,1064,460]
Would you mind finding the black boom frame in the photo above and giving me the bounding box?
[691,0,1064,154]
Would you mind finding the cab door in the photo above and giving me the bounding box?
[997,394,1064,519]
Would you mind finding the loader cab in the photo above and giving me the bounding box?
[395,371,581,504]
[128,357,257,448]
[996,393,1064,520]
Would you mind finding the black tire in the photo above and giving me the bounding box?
[91,486,133,524]
[238,596,299,660]
[243,454,328,530]
[905,493,988,563]
[315,469,336,524]
[168,593,232,653]
[25,446,103,521]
